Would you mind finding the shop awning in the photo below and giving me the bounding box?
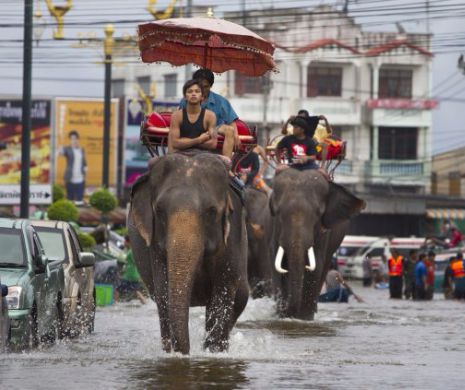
[426,208,465,219]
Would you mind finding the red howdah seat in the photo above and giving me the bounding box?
[141,111,257,156]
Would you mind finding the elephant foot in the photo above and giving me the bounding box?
[161,338,172,353]
[204,338,229,353]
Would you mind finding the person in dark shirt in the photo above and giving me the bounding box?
[234,151,260,186]
[414,253,428,300]
[443,257,454,299]
[276,116,319,172]
[169,79,217,153]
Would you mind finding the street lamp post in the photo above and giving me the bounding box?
[20,0,33,218]
[102,24,114,188]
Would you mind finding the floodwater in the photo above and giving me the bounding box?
[1,285,464,389]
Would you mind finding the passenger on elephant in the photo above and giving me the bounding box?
[281,109,310,135]
[276,116,320,172]
[168,79,218,154]
[179,68,240,159]
[232,145,272,196]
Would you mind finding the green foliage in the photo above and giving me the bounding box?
[114,227,128,237]
[52,183,66,203]
[47,199,79,222]
[78,232,96,250]
[90,188,117,215]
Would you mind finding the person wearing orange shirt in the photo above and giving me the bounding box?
[451,252,465,300]
[388,249,404,299]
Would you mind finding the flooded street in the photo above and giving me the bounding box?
[1,285,464,389]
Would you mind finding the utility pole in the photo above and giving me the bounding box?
[102,24,114,188]
[242,0,246,25]
[261,74,272,146]
[20,0,33,218]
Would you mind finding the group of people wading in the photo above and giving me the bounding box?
[388,249,465,300]
[166,68,332,190]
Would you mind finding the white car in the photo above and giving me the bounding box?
[31,221,95,336]
[336,236,379,277]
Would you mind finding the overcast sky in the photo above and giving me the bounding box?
[1,0,464,154]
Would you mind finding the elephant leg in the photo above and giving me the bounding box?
[152,256,172,352]
[230,280,249,332]
[204,283,236,353]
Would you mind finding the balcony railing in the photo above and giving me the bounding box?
[365,160,426,180]
[334,160,353,175]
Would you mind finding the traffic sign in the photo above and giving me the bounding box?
[0,185,52,205]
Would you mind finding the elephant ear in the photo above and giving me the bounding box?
[322,182,366,229]
[128,173,153,247]
[269,193,277,216]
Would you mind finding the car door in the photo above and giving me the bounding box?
[30,231,49,337]
[67,228,93,311]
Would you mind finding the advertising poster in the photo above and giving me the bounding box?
[0,99,52,205]
[55,98,119,192]
[124,99,177,187]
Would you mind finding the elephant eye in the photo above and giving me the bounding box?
[205,206,217,217]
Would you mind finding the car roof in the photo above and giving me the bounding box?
[0,218,28,229]
[341,236,379,246]
[30,220,68,229]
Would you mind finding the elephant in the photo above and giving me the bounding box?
[244,187,273,298]
[270,168,365,320]
[127,153,249,355]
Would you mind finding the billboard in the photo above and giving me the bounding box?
[55,98,119,190]
[124,99,177,186]
[0,99,52,205]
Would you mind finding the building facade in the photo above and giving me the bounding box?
[113,5,438,236]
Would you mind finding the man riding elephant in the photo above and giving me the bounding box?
[128,79,249,355]
[179,68,240,158]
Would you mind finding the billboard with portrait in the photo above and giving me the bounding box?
[0,99,52,204]
[55,98,119,191]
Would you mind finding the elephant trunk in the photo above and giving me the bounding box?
[286,244,306,317]
[166,210,203,355]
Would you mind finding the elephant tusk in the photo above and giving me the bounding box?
[306,247,316,271]
[274,246,288,274]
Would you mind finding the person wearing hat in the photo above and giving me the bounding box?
[276,115,320,171]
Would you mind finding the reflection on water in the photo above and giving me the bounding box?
[0,286,464,389]
[237,320,336,338]
[129,359,249,390]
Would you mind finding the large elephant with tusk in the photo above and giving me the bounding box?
[270,168,365,319]
[127,153,249,355]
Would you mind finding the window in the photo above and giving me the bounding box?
[449,171,461,197]
[164,74,177,98]
[235,72,263,95]
[379,68,412,98]
[307,66,342,97]
[378,127,417,159]
[0,229,25,266]
[112,78,125,97]
[35,229,67,262]
[136,76,151,95]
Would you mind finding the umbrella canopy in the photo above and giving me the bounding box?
[138,17,277,76]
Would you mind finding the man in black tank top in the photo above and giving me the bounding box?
[169,80,217,153]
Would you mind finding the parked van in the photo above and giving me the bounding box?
[344,237,426,279]
[337,236,379,277]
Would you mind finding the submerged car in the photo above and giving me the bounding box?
[0,218,65,348]
[31,220,95,336]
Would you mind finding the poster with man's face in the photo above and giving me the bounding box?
[55,98,118,188]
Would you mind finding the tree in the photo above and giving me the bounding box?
[89,188,118,250]
[47,199,79,222]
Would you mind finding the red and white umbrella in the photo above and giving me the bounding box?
[138,17,277,76]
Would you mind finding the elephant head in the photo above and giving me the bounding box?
[128,153,236,354]
[270,169,365,319]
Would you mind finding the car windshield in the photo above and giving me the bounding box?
[337,246,363,257]
[0,229,25,267]
[35,228,66,261]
